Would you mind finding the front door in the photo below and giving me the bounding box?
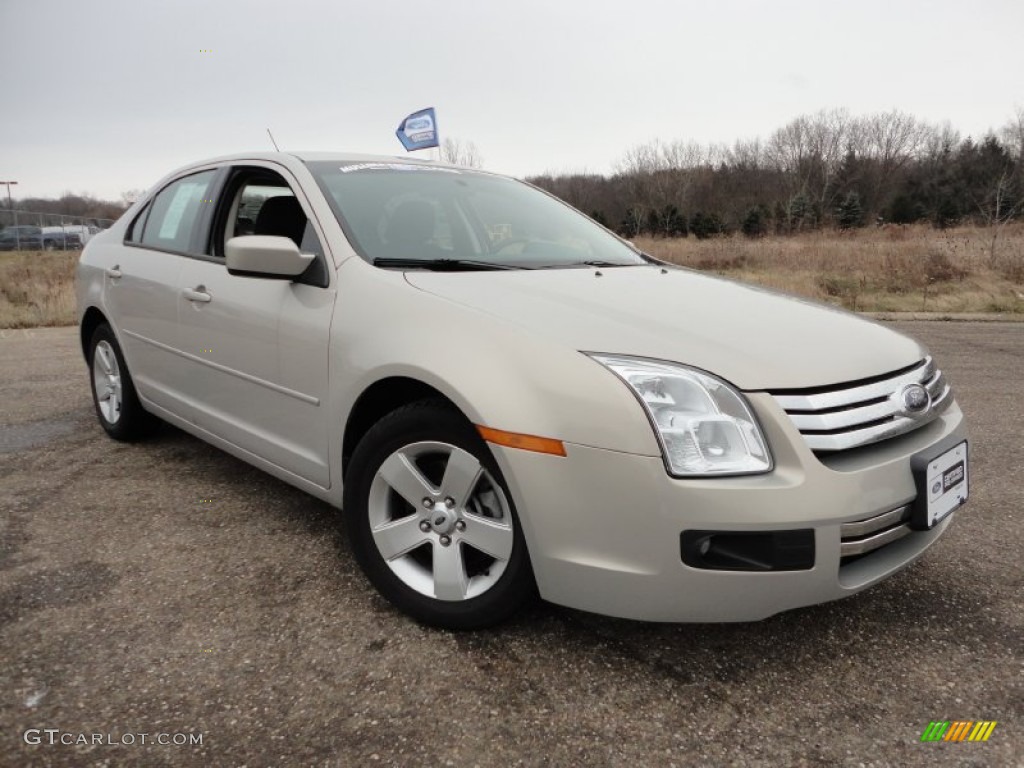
[174,166,334,487]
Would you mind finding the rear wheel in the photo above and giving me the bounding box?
[345,400,534,629]
[88,323,158,441]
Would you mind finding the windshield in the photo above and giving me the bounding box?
[307,161,647,269]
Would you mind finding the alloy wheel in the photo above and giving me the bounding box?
[92,340,123,424]
[368,440,515,601]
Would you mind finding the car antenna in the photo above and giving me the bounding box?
[266,128,281,152]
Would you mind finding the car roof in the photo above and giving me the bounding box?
[180,150,460,170]
[144,152,500,208]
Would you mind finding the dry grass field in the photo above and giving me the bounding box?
[638,222,1024,314]
[0,250,78,329]
[1,224,1023,328]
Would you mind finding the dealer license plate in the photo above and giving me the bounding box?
[918,441,968,528]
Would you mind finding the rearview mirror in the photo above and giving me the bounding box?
[225,236,314,279]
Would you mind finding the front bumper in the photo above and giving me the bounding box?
[490,395,967,622]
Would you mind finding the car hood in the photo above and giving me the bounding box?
[404,266,925,390]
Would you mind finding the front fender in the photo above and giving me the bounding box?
[329,262,661,459]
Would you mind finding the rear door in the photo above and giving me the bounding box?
[174,164,335,487]
[104,169,218,417]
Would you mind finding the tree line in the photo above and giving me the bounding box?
[4,111,1021,239]
[527,108,1024,239]
[2,192,128,225]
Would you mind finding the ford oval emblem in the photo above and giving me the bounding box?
[900,383,930,416]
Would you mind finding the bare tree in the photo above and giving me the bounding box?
[1000,106,1024,161]
[765,109,859,215]
[615,139,723,225]
[440,138,483,168]
[960,132,1024,264]
[860,109,929,210]
[974,166,1022,264]
[121,189,146,206]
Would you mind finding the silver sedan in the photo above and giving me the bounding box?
[76,153,968,628]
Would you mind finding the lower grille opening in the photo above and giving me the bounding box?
[839,505,912,567]
[680,530,815,572]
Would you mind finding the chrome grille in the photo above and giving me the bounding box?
[770,357,952,452]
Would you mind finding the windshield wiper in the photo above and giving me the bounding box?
[532,260,639,269]
[373,257,521,271]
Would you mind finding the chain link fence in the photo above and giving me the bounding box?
[0,208,116,251]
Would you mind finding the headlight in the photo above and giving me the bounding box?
[590,355,772,477]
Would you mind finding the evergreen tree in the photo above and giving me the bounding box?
[619,208,643,237]
[742,205,769,237]
[646,209,661,235]
[836,192,864,229]
[888,195,922,224]
[690,211,723,239]
[787,193,811,231]
[773,201,789,234]
[933,196,960,229]
[662,205,687,237]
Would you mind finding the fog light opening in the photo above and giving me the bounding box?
[680,530,815,572]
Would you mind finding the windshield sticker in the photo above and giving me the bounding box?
[338,163,461,174]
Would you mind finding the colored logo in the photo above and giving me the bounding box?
[396,107,439,152]
[920,721,997,742]
[405,117,433,134]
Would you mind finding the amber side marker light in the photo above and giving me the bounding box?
[476,426,567,457]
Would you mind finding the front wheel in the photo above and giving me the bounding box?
[344,400,535,629]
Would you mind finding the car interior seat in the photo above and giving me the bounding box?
[254,196,307,247]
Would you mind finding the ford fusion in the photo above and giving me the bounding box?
[76,153,969,629]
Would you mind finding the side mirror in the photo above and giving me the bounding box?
[225,235,315,279]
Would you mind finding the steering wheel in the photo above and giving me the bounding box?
[490,237,531,256]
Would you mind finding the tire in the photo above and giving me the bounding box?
[43,240,57,251]
[344,399,535,629]
[88,323,158,441]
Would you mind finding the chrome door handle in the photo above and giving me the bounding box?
[105,265,122,279]
[183,286,211,303]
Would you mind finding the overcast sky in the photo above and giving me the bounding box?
[1,0,1021,200]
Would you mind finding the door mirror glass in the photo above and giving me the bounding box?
[225,235,314,279]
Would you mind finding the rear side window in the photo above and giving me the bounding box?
[137,170,215,254]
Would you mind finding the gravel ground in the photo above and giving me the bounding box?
[0,323,1020,767]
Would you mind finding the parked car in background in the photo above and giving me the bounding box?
[46,224,101,245]
[76,152,969,629]
[0,224,85,250]
[0,225,45,250]
[41,226,85,250]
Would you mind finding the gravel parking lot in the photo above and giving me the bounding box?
[1,322,1020,767]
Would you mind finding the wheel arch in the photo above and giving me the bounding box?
[79,306,109,360]
[342,376,467,480]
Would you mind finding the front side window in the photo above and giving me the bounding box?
[229,182,320,254]
[137,170,216,254]
[217,170,327,287]
[308,162,647,269]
